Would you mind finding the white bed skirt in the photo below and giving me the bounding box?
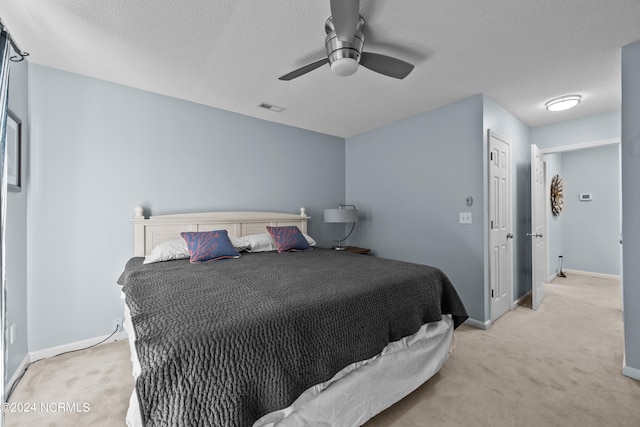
[123,302,453,427]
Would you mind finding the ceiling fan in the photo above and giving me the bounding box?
[278,0,414,81]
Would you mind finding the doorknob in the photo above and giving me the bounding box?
[506,233,513,239]
[527,233,543,238]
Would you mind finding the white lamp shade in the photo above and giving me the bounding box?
[324,208,358,223]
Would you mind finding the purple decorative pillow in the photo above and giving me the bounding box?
[180,230,240,263]
[266,226,311,253]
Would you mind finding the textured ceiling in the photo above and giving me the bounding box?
[1,0,640,137]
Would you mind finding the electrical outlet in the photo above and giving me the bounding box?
[459,212,472,224]
[112,318,122,332]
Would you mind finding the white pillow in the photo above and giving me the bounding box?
[229,234,251,251]
[143,234,251,264]
[143,239,189,264]
[244,233,276,253]
[245,232,316,253]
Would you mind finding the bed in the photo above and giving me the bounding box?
[119,208,468,427]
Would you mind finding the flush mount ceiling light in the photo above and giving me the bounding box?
[545,95,581,112]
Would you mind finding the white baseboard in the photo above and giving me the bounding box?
[511,291,531,310]
[29,331,128,363]
[547,273,558,282]
[464,317,492,330]
[4,353,30,401]
[564,269,620,280]
[622,361,640,381]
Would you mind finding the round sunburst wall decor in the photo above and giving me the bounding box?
[550,174,564,216]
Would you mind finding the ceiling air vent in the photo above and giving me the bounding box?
[258,103,285,113]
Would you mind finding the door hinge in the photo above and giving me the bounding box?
[490,220,494,229]
[490,152,494,161]
[491,289,494,298]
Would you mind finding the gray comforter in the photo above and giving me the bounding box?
[118,248,468,427]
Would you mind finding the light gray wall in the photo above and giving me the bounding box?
[346,95,486,322]
[26,65,345,352]
[561,145,620,275]
[544,154,563,278]
[621,41,640,375]
[482,96,532,304]
[5,59,29,386]
[345,94,533,324]
[532,110,621,150]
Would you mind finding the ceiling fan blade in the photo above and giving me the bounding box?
[330,0,359,42]
[360,52,414,79]
[278,58,329,81]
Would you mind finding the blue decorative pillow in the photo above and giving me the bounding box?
[266,226,311,253]
[180,230,240,263]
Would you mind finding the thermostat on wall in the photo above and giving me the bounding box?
[579,193,593,201]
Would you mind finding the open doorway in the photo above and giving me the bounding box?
[541,139,621,286]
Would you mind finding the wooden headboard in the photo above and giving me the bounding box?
[133,207,310,256]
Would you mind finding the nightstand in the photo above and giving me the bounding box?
[341,246,371,255]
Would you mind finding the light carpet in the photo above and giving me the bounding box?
[5,273,640,426]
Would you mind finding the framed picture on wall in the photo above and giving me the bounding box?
[7,110,21,192]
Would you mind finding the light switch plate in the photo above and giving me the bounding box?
[459,212,472,224]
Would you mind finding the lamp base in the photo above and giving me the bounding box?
[333,246,347,251]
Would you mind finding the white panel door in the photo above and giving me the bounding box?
[489,131,512,322]
[531,144,546,310]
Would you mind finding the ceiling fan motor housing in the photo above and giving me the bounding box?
[324,16,365,76]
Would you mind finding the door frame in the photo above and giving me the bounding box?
[539,137,620,282]
[531,144,546,310]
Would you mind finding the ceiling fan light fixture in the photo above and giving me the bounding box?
[325,24,364,77]
[545,95,581,112]
[331,57,359,76]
